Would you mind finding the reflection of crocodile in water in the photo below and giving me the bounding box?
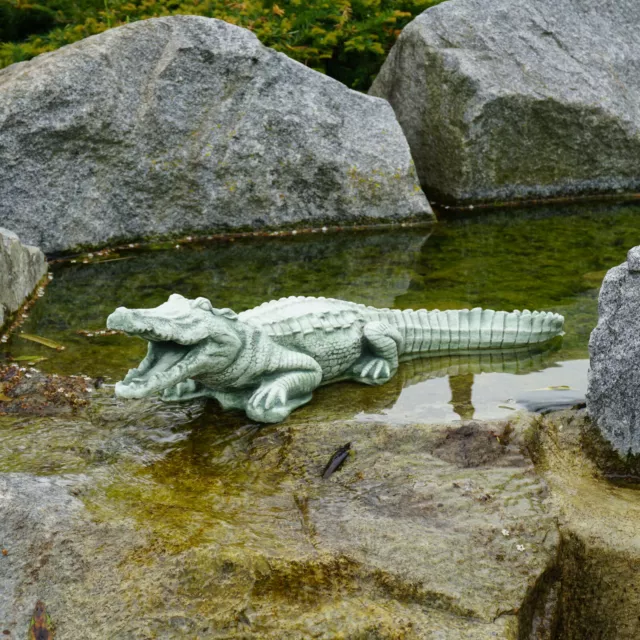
[379,346,565,420]
[107,295,564,423]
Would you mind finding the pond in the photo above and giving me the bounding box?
[4,200,640,637]
[4,199,640,425]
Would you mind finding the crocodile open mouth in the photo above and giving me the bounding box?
[116,339,194,399]
[106,307,200,398]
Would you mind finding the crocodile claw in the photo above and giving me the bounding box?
[360,358,391,380]
[249,383,287,411]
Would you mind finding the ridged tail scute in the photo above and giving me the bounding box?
[383,308,564,354]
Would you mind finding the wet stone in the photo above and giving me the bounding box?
[588,248,640,454]
[529,409,640,640]
[0,397,558,638]
[0,364,93,416]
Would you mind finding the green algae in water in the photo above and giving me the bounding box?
[4,200,640,421]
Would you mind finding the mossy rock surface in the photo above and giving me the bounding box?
[0,392,558,638]
[371,0,640,205]
[3,384,640,638]
[526,410,640,639]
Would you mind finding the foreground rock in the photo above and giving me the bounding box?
[587,246,640,454]
[0,394,556,638]
[529,409,640,639]
[0,229,47,331]
[0,16,432,254]
[3,391,640,637]
[370,0,640,204]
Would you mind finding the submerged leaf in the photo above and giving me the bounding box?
[19,334,65,351]
[12,355,48,363]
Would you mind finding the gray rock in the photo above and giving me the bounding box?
[587,246,640,454]
[0,474,86,634]
[0,228,47,330]
[0,403,556,638]
[0,16,432,254]
[370,0,640,204]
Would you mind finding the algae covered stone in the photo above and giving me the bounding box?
[370,0,640,204]
[0,398,557,638]
[529,409,640,639]
[0,15,431,254]
[587,246,640,455]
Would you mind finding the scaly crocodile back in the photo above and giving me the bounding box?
[238,297,564,353]
[238,296,365,337]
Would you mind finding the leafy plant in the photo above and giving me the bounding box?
[0,0,444,89]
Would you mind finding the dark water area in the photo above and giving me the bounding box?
[5,200,640,423]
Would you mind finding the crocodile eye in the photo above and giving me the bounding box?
[194,297,213,312]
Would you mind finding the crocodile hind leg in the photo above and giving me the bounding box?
[246,370,322,423]
[351,322,403,386]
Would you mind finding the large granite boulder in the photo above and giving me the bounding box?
[0,228,47,330]
[0,16,432,254]
[370,0,640,204]
[587,246,640,455]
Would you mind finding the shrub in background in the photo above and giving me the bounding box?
[0,0,443,90]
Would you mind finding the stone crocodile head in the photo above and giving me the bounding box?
[107,293,242,398]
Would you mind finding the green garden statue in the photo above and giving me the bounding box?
[107,294,564,423]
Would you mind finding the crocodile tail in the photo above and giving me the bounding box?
[380,308,564,354]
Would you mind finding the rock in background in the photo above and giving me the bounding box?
[587,246,640,455]
[0,228,47,330]
[370,0,640,205]
[0,16,432,254]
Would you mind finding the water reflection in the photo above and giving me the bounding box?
[4,228,432,379]
[449,374,475,420]
[357,358,588,425]
[350,343,586,424]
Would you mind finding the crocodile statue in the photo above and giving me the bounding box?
[106,294,564,423]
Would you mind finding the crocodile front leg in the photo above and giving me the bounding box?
[246,369,322,423]
[351,321,404,385]
[162,379,211,401]
[162,380,254,414]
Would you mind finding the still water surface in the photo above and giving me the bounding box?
[5,201,640,424]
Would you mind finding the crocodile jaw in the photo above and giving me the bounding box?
[107,307,203,398]
[106,305,210,345]
[115,340,195,399]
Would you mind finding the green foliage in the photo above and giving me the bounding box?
[0,0,443,89]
